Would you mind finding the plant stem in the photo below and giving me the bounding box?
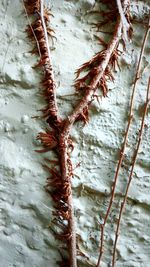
[116,0,130,41]
[96,12,150,267]
[112,77,150,267]
[39,0,59,120]
[59,1,131,266]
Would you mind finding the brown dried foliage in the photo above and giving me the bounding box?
[24,0,60,129]
[24,2,73,265]
[75,48,119,97]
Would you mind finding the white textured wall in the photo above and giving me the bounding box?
[0,1,150,266]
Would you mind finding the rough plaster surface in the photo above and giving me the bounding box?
[0,0,150,266]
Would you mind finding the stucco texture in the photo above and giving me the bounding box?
[0,1,150,266]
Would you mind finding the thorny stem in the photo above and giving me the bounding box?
[112,77,150,267]
[96,12,150,267]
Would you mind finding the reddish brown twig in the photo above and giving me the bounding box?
[96,13,150,267]
[24,0,60,127]
[112,77,150,266]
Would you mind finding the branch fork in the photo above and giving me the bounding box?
[23,0,136,266]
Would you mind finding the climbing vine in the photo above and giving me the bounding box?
[23,1,149,266]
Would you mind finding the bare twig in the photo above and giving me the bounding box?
[112,77,150,266]
[1,35,14,73]
[116,0,130,41]
[96,13,150,267]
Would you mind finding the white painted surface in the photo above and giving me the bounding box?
[0,1,149,266]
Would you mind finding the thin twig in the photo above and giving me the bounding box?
[112,77,150,266]
[22,0,42,59]
[116,0,130,41]
[1,35,14,73]
[96,13,150,267]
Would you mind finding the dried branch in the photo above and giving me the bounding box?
[112,77,150,266]
[24,0,60,128]
[23,0,134,266]
[96,13,150,267]
[59,1,131,266]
